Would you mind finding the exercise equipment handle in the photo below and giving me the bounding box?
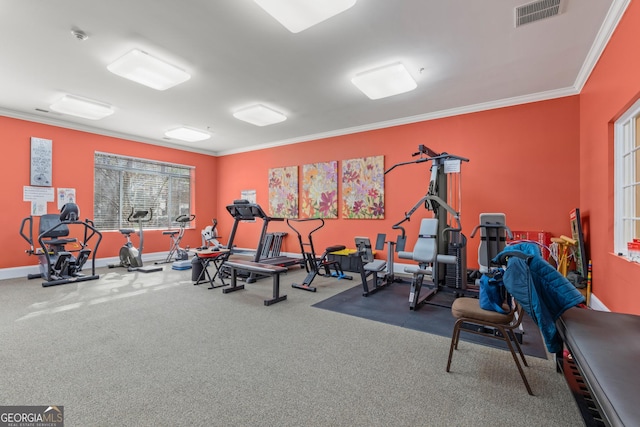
[127,207,153,223]
[19,216,34,246]
[176,214,196,223]
[470,223,513,240]
[286,218,325,239]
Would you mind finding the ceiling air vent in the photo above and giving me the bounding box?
[515,0,562,27]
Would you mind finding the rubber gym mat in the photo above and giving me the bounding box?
[313,281,548,359]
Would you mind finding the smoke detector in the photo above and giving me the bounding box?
[71,28,89,41]
[515,0,563,27]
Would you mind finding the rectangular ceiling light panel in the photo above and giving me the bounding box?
[107,49,191,90]
[254,0,357,33]
[164,127,211,142]
[352,62,417,100]
[50,95,114,120]
[233,104,287,126]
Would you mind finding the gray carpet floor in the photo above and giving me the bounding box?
[0,263,583,426]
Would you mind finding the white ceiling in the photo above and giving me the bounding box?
[0,0,627,156]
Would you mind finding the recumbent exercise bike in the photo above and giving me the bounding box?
[19,203,103,287]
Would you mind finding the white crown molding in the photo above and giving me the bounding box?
[0,107,218,157]
[216,86,579,156]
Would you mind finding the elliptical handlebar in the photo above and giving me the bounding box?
[286,217,325,239]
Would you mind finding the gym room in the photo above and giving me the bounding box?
[1,1,638,426]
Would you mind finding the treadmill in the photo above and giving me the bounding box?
[225,200,301,281]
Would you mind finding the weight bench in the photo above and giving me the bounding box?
[222,259,288,306]
[556,307,640,426]
[399,218,457,310]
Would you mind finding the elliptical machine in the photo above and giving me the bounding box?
[109,208,162,273]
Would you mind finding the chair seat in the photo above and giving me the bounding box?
[451,297,514,324]
[364,259,386,272]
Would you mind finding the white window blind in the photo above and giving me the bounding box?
[94,152,193,230]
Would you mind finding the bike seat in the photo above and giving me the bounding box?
[163,230,179,236]
[119,228,135,235]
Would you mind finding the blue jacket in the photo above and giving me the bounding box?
[494,243,585,353]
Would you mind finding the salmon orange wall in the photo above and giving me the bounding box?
[579,0,640,315]
[215,96,580,268]
[3,96,580,290]
[3,116,217,269]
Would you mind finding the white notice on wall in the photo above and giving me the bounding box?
[24,186,55,202]
[31,200,47,216]
[24,186,54,216]
[444,159,461,174]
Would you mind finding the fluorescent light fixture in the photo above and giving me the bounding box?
[164,126,211,142]
[233,104,287,126]
[351,62,417,100]
[49,95,114,120]
[107,49,191,90]
[254,0,357,33]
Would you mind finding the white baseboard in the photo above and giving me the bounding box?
[1,249,305,282]
[589,293,609,311]
[0,251,169,281]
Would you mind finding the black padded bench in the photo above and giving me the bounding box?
[556,307,640,426]
[222,259,288,306]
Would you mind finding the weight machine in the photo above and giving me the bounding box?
[387,145,469,309]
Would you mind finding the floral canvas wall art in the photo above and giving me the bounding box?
[268,166,298,218]
[342,155,384,219]
[301,161,338,218]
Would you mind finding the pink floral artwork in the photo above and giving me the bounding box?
[268,166,298,218]
[341,156,384,219]
[301,161,338,218]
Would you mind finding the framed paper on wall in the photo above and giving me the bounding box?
[30,137,52,187]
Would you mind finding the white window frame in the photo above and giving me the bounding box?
[614,97,640,256]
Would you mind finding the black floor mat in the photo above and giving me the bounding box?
[313,281,548,359]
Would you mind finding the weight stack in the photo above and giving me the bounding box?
[445,232,467,289]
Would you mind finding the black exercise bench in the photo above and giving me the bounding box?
[556,307,640,426]
[222,259,288,306]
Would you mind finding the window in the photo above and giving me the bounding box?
[94,152,193,230]
[614,98,640,257]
